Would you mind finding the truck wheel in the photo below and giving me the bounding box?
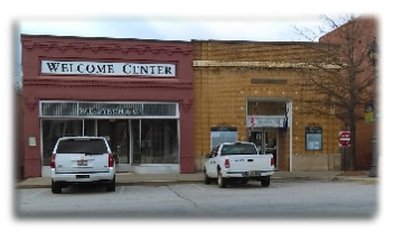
[204,169,211,185]
[261,176,270,187]
[217,172,227,188]
[51,181,62,194]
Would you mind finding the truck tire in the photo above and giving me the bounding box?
[261,176,270,187]
[51,181,62,194]
[217,171,227,188]
[204,169,211,185]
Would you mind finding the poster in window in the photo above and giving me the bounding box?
[305,126,322,151]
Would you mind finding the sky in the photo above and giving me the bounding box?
[18,16,326,42]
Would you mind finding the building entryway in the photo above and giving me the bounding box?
[246,98,292,171]
[98,120,130,171]
[249,129,279,168]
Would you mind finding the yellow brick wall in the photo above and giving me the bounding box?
[193,41,341,171]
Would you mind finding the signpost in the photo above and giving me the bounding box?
[339,131,351,170]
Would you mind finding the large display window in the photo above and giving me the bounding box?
[140,119,178,164]
[40,101,180,168]
[41,120,82,166]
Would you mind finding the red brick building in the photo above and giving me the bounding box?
[20,35,195,178]
[319,17,378,170]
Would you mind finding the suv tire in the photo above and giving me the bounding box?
[106,177,116,192]
[51,181,62,194]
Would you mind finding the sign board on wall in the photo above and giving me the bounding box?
[305,126,322,150]
[41,60,176,77]
[246,115,287,128]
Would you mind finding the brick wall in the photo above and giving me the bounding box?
[193,40,341,171]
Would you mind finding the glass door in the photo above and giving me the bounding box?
[98,120,130,171]
[250,130,264,154]
[264,129,278,168]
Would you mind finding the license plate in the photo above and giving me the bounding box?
[248,171,261,177]
[77,159,88,166]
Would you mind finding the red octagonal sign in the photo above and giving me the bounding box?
[339,131,351,147]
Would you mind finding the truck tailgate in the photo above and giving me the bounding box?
[55,153,109,173]
[228,154,273,171]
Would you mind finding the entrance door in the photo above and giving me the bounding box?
[98,120,130,171]
[249,129,278,167]
[264,129,278,168]
[250,130,264,154]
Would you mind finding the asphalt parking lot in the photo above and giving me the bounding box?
[15,180,377,218]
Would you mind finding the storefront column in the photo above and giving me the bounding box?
[179,98,195,173]
[22,97,41,178]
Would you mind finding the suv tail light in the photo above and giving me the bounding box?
[108,153,114,168]
[50,153,56,168]
[271,157,275,167]
[224,159,230,168]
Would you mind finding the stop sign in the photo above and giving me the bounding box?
[339,131,351,147]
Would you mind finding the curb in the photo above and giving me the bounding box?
[16,175,377,189]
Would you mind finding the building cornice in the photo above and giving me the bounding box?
[193,60,341,69]
[21,37,192,56]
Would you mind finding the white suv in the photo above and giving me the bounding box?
[50,137,116,194]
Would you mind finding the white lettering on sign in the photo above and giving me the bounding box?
[41,60,176,77]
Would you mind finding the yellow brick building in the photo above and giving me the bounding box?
[192,40,341,171]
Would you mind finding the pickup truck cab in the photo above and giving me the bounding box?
[204,141,275,188]
[50,136,116,193]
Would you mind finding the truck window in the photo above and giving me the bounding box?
[221,144,257,155]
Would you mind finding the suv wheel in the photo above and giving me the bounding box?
[51,181,62,194]
[106,177,116,192]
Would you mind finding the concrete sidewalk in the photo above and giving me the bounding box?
[15,171,378,188]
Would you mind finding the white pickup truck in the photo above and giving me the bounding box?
[50,136,116,194]
[203,141,275,188]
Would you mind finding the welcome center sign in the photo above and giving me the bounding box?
[41,60,176,77]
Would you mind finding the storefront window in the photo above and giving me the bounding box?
[84,119,96,136]
[131,120,141,164]
[41,120,82,165]
[98,120,130,164]
[141,119,178,163]
[248,101,286,115]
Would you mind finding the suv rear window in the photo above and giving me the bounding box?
[56,139,108,154]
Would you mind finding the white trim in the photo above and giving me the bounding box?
[39,100,180,119]
[132,164,180,174]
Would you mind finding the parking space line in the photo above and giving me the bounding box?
[191,183,206,191]
[25,189,47,200]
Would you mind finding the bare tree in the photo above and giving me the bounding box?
[294,15,377,170]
